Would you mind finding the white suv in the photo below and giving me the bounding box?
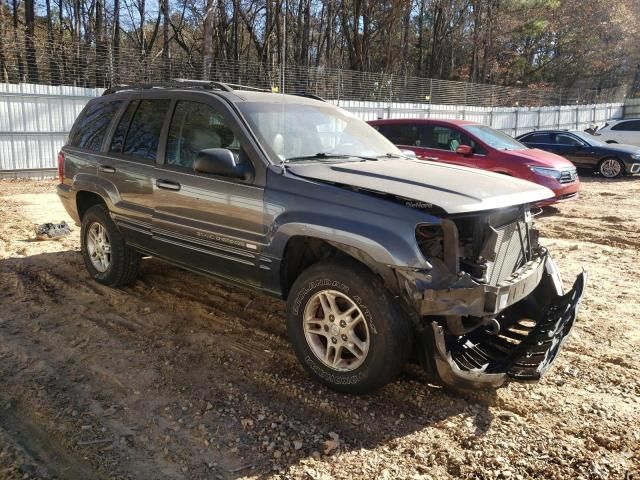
[593,119,640,146]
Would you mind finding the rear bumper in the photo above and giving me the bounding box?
[56,183,80,225]
[426,257,586,389]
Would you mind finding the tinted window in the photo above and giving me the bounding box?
[611,120,640,131]
[555,133,583,146]
[120,99,171,161]
[523,132,552,143]
[69,100,122,151]
[377,124,421,146]
[166,101,241,169]
[110,101,138,154]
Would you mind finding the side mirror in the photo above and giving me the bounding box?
[400,149,417,158]
[194,148,246,179]
[456,145,473,156]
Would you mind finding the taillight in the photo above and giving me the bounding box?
[57,151,65,183]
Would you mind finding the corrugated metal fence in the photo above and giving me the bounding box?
[0,83,625,176]
[623,98,640,118]
[335,101,624,137]
[0,83,102,174]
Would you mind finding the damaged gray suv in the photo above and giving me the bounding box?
[57,81,586,394]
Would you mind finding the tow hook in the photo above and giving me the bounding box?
[485,318,501,336]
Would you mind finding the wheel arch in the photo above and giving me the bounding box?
[279,234,401,300]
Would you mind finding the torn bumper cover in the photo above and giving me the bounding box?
[427,257,586,389]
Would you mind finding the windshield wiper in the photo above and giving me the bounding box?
[283,152,377,162]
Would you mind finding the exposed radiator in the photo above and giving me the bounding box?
[486,219,529,286]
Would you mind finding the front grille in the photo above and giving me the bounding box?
[486,219,530,286]
[559,168,578,184]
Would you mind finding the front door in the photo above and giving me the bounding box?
[416,124,488,169]
[552,133,593,168]
[152,98,265,288]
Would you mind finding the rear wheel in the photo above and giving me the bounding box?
[81,205,140,287]
[598,158,624,178]
[286,258,411,394]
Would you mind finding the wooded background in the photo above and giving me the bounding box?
[0,0,639,100]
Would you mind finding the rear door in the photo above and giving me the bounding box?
[151,95,266,288]
[101,97,172,249]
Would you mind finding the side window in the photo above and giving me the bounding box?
[424,126,487,155]
[69,100,122,151]
[378,124,418,146]
[526,133,552,143]
[555,134,582,146]
[110,101,138,153]
[611,121,640,131]
[165,101,240,170]
[122,99,171,161]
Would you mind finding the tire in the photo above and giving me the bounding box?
[597,158,624,178]
[286,258,411,394]
[81,205,140,287]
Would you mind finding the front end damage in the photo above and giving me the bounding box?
[398,206,586,390]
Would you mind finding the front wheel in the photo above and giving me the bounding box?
[286,259,411,394]
[598,158,624,178]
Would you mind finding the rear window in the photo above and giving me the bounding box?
[69,100,123,151]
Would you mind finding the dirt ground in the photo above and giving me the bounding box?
[0,177,638,480]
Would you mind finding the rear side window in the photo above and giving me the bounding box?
[377,124,419,146]
[523,132,552,143]
[110,99,171,161]
[554,133,583,146]
[611,120,640,131]
[69,100,122,151]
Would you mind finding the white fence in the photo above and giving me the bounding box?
[0,82,625,175]
[624,98,640,118]
[0,83,102,173]
[333,100,624,137]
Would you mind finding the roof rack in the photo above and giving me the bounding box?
[294,92,326,102]
[102,79,273,96]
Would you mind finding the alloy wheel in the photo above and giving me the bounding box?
[303,289,370,372]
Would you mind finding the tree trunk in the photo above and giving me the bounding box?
[24,0,39,82]
[12,0,24,81]
[202,0,215,79]
[0,0,8,82]
[112,0,120,84]
[95,0,105,86]
[161,0,170,81]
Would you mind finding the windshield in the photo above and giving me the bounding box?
[463,125,527,151]
[572,130,605,146]
[237,100,402,163]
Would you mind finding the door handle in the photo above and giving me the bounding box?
[156,179,181,191]
[419,156,439,161]
[99,165,116,174]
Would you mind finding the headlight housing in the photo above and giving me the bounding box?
[529,166,562,180]
[631,153,640,160]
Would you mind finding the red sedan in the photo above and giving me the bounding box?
[369,119,580,205]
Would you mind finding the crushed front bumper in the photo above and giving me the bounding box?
[424,257,586,390]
